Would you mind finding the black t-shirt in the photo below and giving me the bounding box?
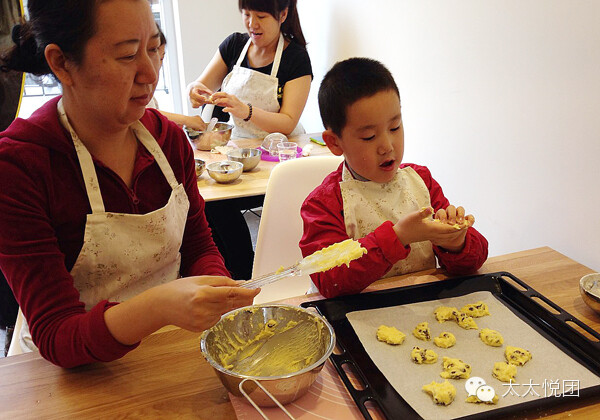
[218,32,313,105]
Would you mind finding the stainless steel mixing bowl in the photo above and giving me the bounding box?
[580,273,600,314]
[227,148,262,171]
[194,158,205,179]
[185,122,233,151]
[200,304,335,407]
[206,160,243,184]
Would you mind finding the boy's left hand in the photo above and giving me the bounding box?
[432,205,475,252]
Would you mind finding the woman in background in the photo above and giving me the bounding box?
[0,0,258,367]
[188,0,312,139]
[188,0,313,279]
[147,29,207,131]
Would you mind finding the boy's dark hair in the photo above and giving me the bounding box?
[318,57,400,136]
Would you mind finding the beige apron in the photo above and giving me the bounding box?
[340,164,436,278]
[221,33,304,138]
[11,100,190,354]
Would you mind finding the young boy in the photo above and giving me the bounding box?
[299,58,488,298]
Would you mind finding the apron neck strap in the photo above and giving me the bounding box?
[236,33,285,78]
[130,121,179,189]
[57,98,106,213]
[270,34,284,77]
[57,99,180,214]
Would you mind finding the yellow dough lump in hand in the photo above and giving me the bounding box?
[433,332,456,348]
[505,345,532,366]
[455,312,478,330]
[440,356,471,379]
[492,361,517,382]
[479,328,504,347]
[460,301,490,318]
[422,380,456,405]
[411,346,438,364]
[376,325,406,345]
[412,321,431,341]
[433,306,459,323]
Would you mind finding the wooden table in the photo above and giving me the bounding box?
[194,133,333,202]
[1,247,599,419]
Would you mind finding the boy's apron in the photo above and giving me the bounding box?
[221,33,304,139]
[11,99,190,354]
[340,164,436,278]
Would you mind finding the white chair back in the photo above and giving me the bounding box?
[252,155,343,303]
[7,308,24,356]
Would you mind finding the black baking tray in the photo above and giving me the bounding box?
[301,271,600,419]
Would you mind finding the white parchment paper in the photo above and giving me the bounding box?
[346,291,600,420]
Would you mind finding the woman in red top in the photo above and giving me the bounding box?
[0,0,258,368]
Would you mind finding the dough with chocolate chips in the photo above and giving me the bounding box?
[433,332,456,348]
[422,380,456,405]
[440,356,471,379]
[492,361,517,382]
[411,346,438,364]
[412,321,431,341]
[505,345,532,366]
[479,328,504,347]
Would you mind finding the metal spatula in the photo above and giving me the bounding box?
[241,239,367,289]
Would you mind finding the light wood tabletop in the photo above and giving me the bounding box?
[1,247,599,419]
[194,133,333,202]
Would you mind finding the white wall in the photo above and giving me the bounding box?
[176,0,600,271]
[172,0,243,114]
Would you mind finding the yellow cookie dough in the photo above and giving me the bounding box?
[492,361,517,382]
[461,301,490,318]
[410,346,438,364]
[376,325,406,345]
[422,380,456,405]
[505,345,532,366]
[412,321,431,341]
[433,306,459,323]
[479,328,504,347]
[455,312,478,330]
[433,332,456,348]
[440,356,471,379]
[466,394,499,404]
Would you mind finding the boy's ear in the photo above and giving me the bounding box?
[322,129,344,156]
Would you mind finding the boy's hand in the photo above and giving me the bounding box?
[393,206,475,253]
[432,205,474,252]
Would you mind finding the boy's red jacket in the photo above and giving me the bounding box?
[300,163,488,298]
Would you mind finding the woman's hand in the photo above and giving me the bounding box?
[156,276,260,332]
[209,92,251,120]
[188,81,215,108]
[104,276,259,345]
[180,115,207,131]
[393,206,474,253]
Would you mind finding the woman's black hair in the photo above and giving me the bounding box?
[238,0,306,48]
[0,0,101,76]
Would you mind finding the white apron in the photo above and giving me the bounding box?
[11,99,190,354]
[221,33,304,139]
[340,164,436,278]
